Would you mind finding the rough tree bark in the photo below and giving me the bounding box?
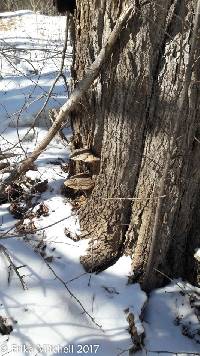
[71,0,200,290]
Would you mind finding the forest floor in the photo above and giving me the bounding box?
[0,10,199,356]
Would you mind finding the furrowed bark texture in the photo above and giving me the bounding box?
[127,0,200,290]
[72,0,200,288]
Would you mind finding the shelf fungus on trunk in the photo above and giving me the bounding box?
[68,148,100,177]
[63,173,95,198]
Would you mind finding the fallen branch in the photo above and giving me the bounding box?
[0,213,74,240]
[0,4,134,194]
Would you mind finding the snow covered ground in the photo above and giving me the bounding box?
[0,10,71,129]
[0,10,199,356]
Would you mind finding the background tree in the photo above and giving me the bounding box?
[70,0,200,291]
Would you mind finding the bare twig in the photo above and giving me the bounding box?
[101,195,166,200]
[32,14,70,132]
[0,244,27,290]
[0,213,74,240]
[65,272,87,284]
[154,268,196,296]
[44,260,103,330]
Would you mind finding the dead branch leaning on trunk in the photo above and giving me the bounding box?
[0,4,134,196]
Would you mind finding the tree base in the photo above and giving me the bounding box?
[80,240,122,273]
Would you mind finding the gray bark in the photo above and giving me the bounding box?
[71,0,200,290]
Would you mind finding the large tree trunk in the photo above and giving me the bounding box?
[71,0,200,290]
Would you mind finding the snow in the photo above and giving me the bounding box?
[0,10,199,356]
[139,282,200,355]
[194,249,200,263]
[0,10,71,129]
